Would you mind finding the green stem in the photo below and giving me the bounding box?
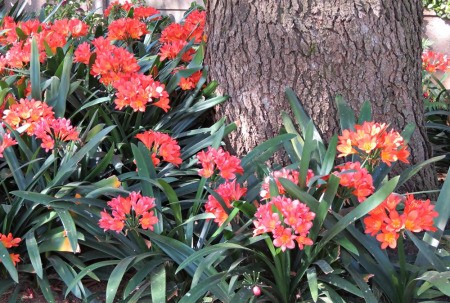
[397,233,408,302]
[53,149,58,179]
[266,238,289,303]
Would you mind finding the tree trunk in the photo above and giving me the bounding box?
[205,0,438,192]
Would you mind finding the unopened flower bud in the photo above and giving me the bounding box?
[252,285,261,296]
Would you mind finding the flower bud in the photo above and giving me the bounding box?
[252,285,261,296]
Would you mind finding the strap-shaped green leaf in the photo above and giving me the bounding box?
[30,37,41,101]
[26,233,43,279]
[0,243,18,283]
[151,265,166,303]
[336,95,356,131]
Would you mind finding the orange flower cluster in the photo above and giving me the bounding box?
[0,233,21,266]
[107,18,148,41]
[0,134,17,158]
[135,130,182,166]
[99,192,158,233]
[89,37,140,86]
[260,168,314,200]
[1,98,79,153]
[104,1,160,20]
[159,10,206,62]
[422,50,450,73]
[333,162,374,202]
[364,194,438,249]
[113,74,169,112]
[199,147,246,225]
[2,98,54,135]
[197,147,244,180]
[253,196,315,252]
[33,118,80,152]
[179,70,202,91]
[0,17,88,69]
[337,122,409,168]
[205,180,247,226]
[74,24,171,112]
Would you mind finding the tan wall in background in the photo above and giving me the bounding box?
[423,11,450,88]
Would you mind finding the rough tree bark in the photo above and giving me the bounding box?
[205,0,438,192]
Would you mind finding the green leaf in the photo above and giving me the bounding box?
[0,242,18,283]
[43,126,115,191]
[320,135,337,175]
[342,252,378,303]
[47,256,83,298]
[54,209,78,253]
[282,112,304,160]
[240,133,295,168]
[65,261,119,297]
[336,95,356,131]
[416,271,450,297]
[106,256,135,303]
[278,178,320,213]
[26,233,43,279]
[421,166,450,248]
[11,191,55,206]
[151,265,166,303]
[158,179,183,229]
[179,273,226,303]
[319,275,364,297]
[55,48,73,117]
[299,121,315,188]
[285,87,324,146]
[407,231,447,272]
[307,267,319,302]
[37,275,56,303]
[123,259,166,299]
[357,101,372,123]
[397,155,445,189]
[140,230,229,302]
[176,243,251,274]
[30,37,41,101]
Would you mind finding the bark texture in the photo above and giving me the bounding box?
[206,0,437,192]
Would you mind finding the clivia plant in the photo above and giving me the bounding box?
[0,1,448,302]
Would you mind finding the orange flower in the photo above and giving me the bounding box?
[99,192,158,233]
[260,168,314,199]
[0,233,21,248]
[0,134,17,158]
[337,122,409,168]
[204,180,247,226]
[91,44,139,86]
[364,193,438,249]
[113,74,169,112]
[402,194,438,233]
[107,18,148,41]
[376,229,399,249]
[9,253,20,266]
[179,70,202,90]
[183,10,206,43]
[273,226,296,252]
[333,161,374,202]
[2,98,55,135]
[422,50,450,73]
[134,6,161,20]
[196,147,243,180]
[104,1,133,17]
[136,130,182,166]
[68,19,89,37]
[253,196,315,251]
[33,118,79,152]
[74,42,91,64]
